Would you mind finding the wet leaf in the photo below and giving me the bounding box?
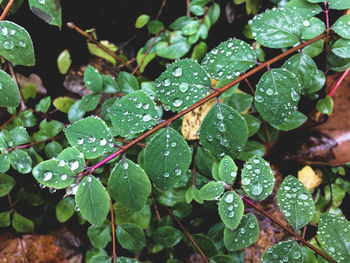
[155,31,190,59]
[329,0,350,10]
[224,213,259,251]
[114,203,151,229]
[35,96,51,113]
[201,38,256,81]
[57,147,85,173]
[237,141,265,161]
[331,38,350,58]
[199,181,225,200]
[199,103,248,159]
[285,0,322,19]
[153,226,182,247]
[254,68,301,125]
[75,175,110,226]
[0,70,19,107]
[32,159,75,189]
[0,21,35,66]
[155,58,211,112]
[65,116,114,159]
[333,15,350,39]
[10,149,32,174]
[28,0,61,28]
[251,7,303,48]
[218,155,237,184]
[108,159,151,211]
[84,65,102,93]
[9,126,30,146]
[0,174,15,197]
[88,224,111,249]
[317,213,350,263]
[56,196,75,223]
[241,155,275,201]
[316,95,334,115]
[218,191,244,230]
[300,17,325,39]
[116,223,146,253]
[271,111,307,131]
[118,71,139,94]
[87,40,118,65]
[277,175,315,229]
[144,127,191,190]
[110,90,158,137]
[260,240,303,263]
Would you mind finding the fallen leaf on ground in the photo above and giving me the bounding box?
[298,165,323,191]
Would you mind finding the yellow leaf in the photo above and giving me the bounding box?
[298,166,322,191]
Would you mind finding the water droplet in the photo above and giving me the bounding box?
[172,67,183,77]
[207,134,213,141]
[1,27,8,36]
[88,136,96,143]
[3,40,14,49]
[228,211,234,217]
[224,193,234,203]
[38,0,45,3]
[173,98,183,108]
[174,169,181,176]
[251,183,263,195]
[163,150,169,156]
[242,177,251,185]
[217,122,226,132]
[18,41,26,48]
[142,113,152,122]
[266,88,274,96]
[58,160,66,167]
[253,158,260,164]
[228,205,233,211]
[70,160,79,171]
[299,193,308,200]
[60,174,67,180]
[77,138,84,145]
[255,95,264,103]
[179,83,189,93]
[303,20,310,27]
[246,164,252,170]
[99,138,107,146]
[163,172,169,178]
[284,185,291,191]
[43,171,52,181]
[87,176,92,183]
[291,90,300,102]
[123,162,129,170]
[135,101,142,108]
[217,113,223,120]
[163,78,171,86]
[170,142,177,147]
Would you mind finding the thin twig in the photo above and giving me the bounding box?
[236,192,336,263]
[156,0,167,20]
[66,22,139,75]
[8,136,62,152]
[0,0,13,21]
[115,138,146,148]
[132,28,164,75]
[0,112,17,131]
[244,78,255,96]
[166,207,209,263]
[186,0,190,16]
[329,68,350,97]
[324,2,330,74]
[192,141,198,186]
[83,31,329,176]
[110,198,117,262]
[8,63,26,111]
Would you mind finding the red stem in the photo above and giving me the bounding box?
[110,199,117,262]
[0,0,13,21]
[329,68,350,97]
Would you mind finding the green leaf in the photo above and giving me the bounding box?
[207,3,220,25]
[88,224,111,249]
[114,203,151,229]
[56,196,75,223]
[329,0,350,10]
[0,21,35,66]
[333,15,350,39]
[68,100,85,123]
[191,234,217,257]
[242,114,261,137]
[109,159,151,211]
[192,41,208,63]
[190,5,205,16]
[300,17,325,39]
[87,41,118,65]
[10,126,30,146]
[116,257,141,263]
[169,16,195,31]
[75,175,110,226]
[225,92,253,113]
[28,0,61,28]
[218,191,244,230]
[144,127,192,190]
[285,0,322,19]
[303,39,323,57]
[155,31,190,59]
[218,155,237,184]
[84,65,103,93]
[12,212,34,232]
[318,213,350,262]
[328,50,350,72]
[0,154,10,173]
[199,181,225,200]
[101,75,118,93]
[0,211,11,227]
[0,174,15,197]
[136,48,155,73]
[65,116,114,159]
[282,53,319,95]
[116,223,146,253]
[254,68,301,125]
[53,96,75,113]
[241,155,275,201]
[57,49,71,74]
[271,111,307,131]
[277,175,315,229]
[153,226,182,247]
[45,141,63,158]
[21,84,37,101]
[156,59,211,112]
[118,71,139,94]
[237,141,265,161]
[199,103,248,159]
[147,20,164,34]
[224,213,259,251]
[32,159,76,189]
[101,97,117,122]
[80,93,101,112]
[90,256,110,263]
[135,14,150,29]
[110,90,158,137]
[331,38,350,58]
[250,7,303,48]
[0,70,19,107]
[10,149,32,174]
[201,38,256,81]
[316,95,334,115]
[35,96,51,113]
[57,147,85,173]
[182,20,200,36]
[261,240,303,263]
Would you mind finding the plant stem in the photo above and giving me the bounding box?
[8,63,26,111]
[329,68,350,97]
[186,0,190,16]
[244,78,255,96]
[165,207,209,263]
[131,28,164,75]
[85,31,328,175]
[0,0,13,21]
[66,22,139,75]
[8,136,61,152]
[192,141,198,186]
[0,112,17,131]
[324,2,330,74]
[236,191,336,263]
[110,198,117,262]
[156,0,167,20]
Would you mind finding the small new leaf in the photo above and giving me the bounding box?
[218,191,244,230]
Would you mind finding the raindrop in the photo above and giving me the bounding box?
[299,193,308,200]
[163,150,170,156]
[251,183,263,195]
[228,211,234,217]
[58,160,66,167]
[99,138,107,146]
[142,113,152,122]
[87,176,92,183]
[266,88,274,96]
[77,138,84,145]
[255,95,264,103]
[123,162,129,170]
[172,67,183,77]
[207,134,213,141]
[170,142,177,147]
[43,171,52,181]
[38,0,45,4]
[1,27,7,36]
[135,101,142,108]
[88,136,96,143]
[3,40,14,50]
[18,41,26,48]
[70,160,79,171]
[179,83,189,93]
[174,169,181,176]
[60,174,67,180]
[224,193,234,203]
[173,98,183,108]
[303,20,310,27]
[163,172,170,178]
[163,78,171,86]
[291,90,300,102]
[242,177,251,185]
